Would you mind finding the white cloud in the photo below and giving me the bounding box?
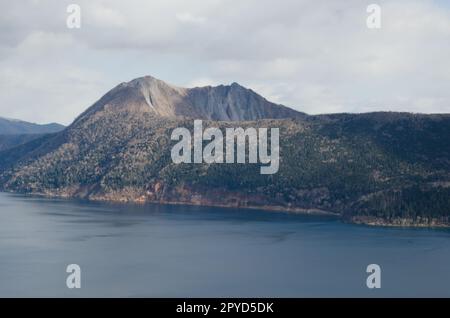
[176,12,206,24]
[88,4,126,27]
[0,0,449,124]
[0,31,109,125]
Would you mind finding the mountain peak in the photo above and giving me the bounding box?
[74,75,304,124]
[130,75,167,85]
[230,82,243,88]
[119,75,180,91]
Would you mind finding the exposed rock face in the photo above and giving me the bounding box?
[72,76,304,124]
[185,82,303,121]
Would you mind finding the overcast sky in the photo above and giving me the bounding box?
[0,0,449,125]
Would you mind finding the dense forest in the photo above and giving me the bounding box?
[1,109,449,227]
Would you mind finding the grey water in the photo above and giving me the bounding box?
[0,192,449,297]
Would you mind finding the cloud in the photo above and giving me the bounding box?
[0,0,449,124]
[0,31,109,125]
[88,3,126,27]
[176,12,206,24]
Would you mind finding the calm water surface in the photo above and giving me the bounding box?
[0,192,449,297]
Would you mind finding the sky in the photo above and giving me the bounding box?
[0,0,449,125]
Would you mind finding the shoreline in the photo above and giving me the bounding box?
[349,216,450,229]
[2,189,339,217]
[1,190,449,229]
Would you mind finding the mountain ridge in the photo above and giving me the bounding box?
[0,117,65,151]
[0,117,64,135]
[71,75,305,127]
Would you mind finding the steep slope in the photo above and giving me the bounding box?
[185,82,303,121]
[0,76,449,227]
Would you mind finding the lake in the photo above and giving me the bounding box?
[0,192,449,297]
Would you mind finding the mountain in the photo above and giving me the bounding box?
[0,117,64,135]
[73,76,304,124]
[0,117,64,151]
[0,76,449,227]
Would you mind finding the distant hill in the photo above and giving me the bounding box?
[0,134,47,152]
[0,76,449,227]
[0,117,64,135]
[0,117,64,151]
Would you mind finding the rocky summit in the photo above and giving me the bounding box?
[73,76,304,124]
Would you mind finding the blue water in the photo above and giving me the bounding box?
[0,192,449,297]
